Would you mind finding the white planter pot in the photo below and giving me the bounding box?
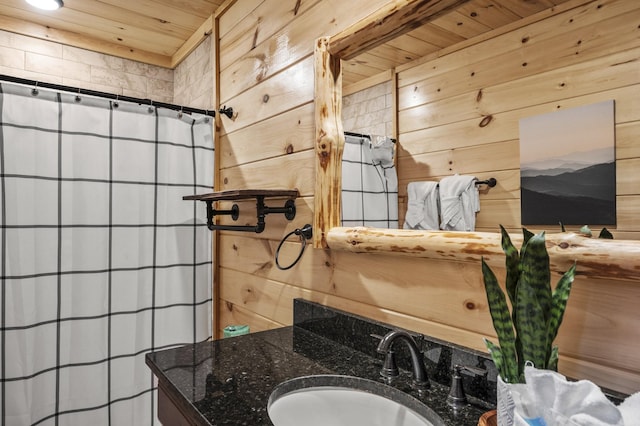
[497,375,516,426]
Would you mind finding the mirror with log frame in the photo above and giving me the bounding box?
[312,0,640,282]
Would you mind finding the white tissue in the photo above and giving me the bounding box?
[619,392,640,425]
[510,366,640,426]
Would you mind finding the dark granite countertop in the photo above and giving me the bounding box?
[146,300,497,426]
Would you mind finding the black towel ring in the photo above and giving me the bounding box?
[275,224,313,270]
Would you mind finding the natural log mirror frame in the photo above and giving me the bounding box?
[312,0,640,281]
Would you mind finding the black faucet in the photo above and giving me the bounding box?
[376,330,430,390]
[446,364,487,408]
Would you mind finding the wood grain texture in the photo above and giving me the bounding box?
[218,102,314,169]
[217,234,640,392]
[326,227,640,281]
[328,0,474,60]
[218,0,391,103]
[0,0,225,67]
[217,0,640,395]
[219,149,315,195]
[313,37,344,248]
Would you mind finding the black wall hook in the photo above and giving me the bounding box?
[219,106,234,119]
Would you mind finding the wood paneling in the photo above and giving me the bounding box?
[219,55,314,133]
[217,0,391,104]
[219,149,315,195]
[0,0,225,67]
[218,102,314,169]
[218,235,640,394]
[397,85,640,159]
[215,0,640,396]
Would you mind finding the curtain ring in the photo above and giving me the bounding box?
[31,81,39,96]
[275,224,313,270]
[113,94,119,109]
[75,88,81,103]
[178,106,183,119]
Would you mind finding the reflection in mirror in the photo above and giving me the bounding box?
[341,132,398,228]
[341,81,398,228]
[312,0,476,248]
[313,0,640,280]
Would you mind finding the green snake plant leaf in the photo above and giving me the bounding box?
[515,233,552,370]
[520,232,552,322]
[515,273,548,370]
[484,339,516,384]
[483,339,504,378]
[547,263,577,353]
[500,225,519,306]
[548,345,559,372]
[482,258,518,381]
[518,228,535,280]
[522,227,535,247]
[499,225,523,377]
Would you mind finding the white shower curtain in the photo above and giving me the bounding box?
[341,134,398,228]
[0,82,213,425]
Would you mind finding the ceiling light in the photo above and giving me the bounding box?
[25,0,63,11]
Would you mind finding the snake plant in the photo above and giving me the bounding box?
[482,226,576,383]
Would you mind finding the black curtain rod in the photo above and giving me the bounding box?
[0,74,216,117]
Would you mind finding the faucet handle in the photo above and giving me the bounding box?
[446,364,487,408]
[380,350,400,381]
[458,365,487,376]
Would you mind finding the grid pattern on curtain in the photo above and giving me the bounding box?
[0,82,213,426]
[341,134,398,228]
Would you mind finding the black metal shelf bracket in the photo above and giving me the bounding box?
[184,189,299,233]
[206,201,239,224]
[205,196,296,233]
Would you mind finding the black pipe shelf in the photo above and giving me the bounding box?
[184,189,299,233]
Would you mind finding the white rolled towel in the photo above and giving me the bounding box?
[438,174,479,231]
[403,181,439,230]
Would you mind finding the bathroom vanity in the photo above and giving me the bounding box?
[146,300,497,425]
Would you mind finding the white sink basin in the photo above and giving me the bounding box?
[267,375,444,426]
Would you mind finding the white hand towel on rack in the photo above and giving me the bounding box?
[404,181,439,230]
[438,174,479,231]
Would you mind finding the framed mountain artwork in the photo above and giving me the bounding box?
[519,100,616,226]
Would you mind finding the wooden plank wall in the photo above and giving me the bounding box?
[215,0,640,394]
[396,0,640,239]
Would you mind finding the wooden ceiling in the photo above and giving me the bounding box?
[0,0,571,72]
[342,0,573,87]
[0,0,226,68]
